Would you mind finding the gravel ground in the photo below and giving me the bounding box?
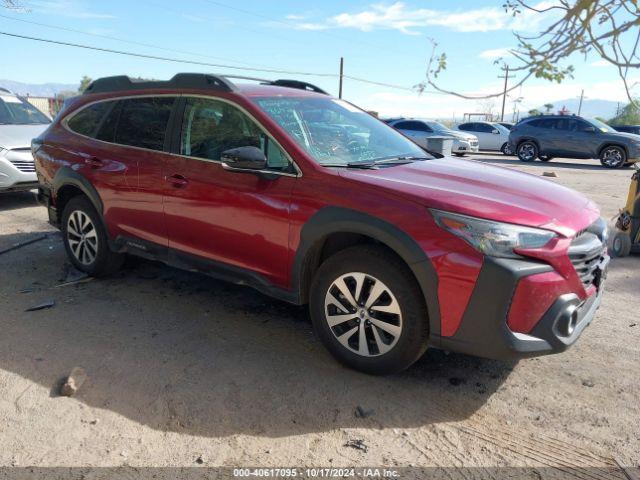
[0,155,638,479]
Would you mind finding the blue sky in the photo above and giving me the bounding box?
[0,0,635,119]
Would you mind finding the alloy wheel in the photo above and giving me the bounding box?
[518,143,536,161]
[601,147,624,168]
[324,272,403,357]
[66,210,98,265]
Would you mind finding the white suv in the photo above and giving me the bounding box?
[0,88,51,192]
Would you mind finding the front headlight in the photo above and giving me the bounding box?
[431,209,557,258]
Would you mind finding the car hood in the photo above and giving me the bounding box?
[0,124,49,150]
[339,158,600,237]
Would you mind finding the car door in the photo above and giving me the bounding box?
[161,96,296,287]
[562,118,598,158]
[463,123,491,150]
[63,96,175,247]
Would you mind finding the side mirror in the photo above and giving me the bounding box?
[221,146,267,171]
[492,129,500,134]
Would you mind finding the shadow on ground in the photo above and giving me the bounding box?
[1,230,515,438]
[470,154,627,171]
[0,190,39,212]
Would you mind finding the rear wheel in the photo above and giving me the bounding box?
[600,146,627,168]
[610,231,632,257]
[310,246,429,375]
[61,196,124,276]
[517,141,538,162]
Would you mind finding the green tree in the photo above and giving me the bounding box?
[78,76,93,94]
[528,108,542,116]
[543,103,554,114]
[609,101,640,125]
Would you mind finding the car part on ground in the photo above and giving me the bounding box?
[34,73,609,374]
[611,164,640,257]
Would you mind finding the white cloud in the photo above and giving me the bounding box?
[589,59,611,67]
[285,1,555,35]
[479,47,515,60]
[28,0,115,19]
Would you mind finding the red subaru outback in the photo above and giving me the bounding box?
[34,74,609,374]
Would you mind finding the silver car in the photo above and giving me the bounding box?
[0,89,51,192]
[385,118,479,156]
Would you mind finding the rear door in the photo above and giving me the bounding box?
[162,96,296,287]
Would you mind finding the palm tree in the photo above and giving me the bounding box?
[544,103,554,114]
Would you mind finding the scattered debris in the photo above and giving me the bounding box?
[630,323,637,327]
[449,377,466,386]
[195,455,205,465]
[542,171,558,177]
[55,265,91,288]
[0,234,47,256]
[355,406,374,419]
[60,367,87,397]
[25,299,55,312]
[582,379,595,388]
[344,439,368,453]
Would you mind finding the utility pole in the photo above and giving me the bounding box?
[577,89,587,115]
[498,65,515,122]
[338,57,344,99]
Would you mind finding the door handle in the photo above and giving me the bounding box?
[166,173,189,188]
[85,156,104,169]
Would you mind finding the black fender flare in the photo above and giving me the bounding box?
[292,206,441,337]
[52,166,104,215]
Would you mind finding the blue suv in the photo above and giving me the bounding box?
[509,115,640,168]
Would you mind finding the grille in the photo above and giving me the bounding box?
[568,219,607,288]
[6,148,35,173]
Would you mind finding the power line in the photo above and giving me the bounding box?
[0,13,266,68]
[0,30,446,94]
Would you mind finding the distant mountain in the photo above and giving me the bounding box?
[534,98,621,119]
[0,79,78,97]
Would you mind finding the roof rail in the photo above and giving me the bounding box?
[83,73,329,96]
[268,79,328,94]
[83,73,236,95]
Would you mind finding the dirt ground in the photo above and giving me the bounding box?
[0,155,638,479]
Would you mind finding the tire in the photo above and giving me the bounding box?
[517,141,538,162]
[538,155,553,162]
[610,231,632,257]
[61,196,124,276]
[600,145,627,169]
[501,143,514,155]
[453,153,466,157]
[309,245,429,375]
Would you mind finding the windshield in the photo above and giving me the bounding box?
[0,96,51,125]
[587,118,616,133]
[422,120,450,133]
[253,97,429,166]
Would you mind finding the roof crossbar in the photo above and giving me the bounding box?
[83,73,236,95]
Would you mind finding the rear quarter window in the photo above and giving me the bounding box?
[67,101,113,137]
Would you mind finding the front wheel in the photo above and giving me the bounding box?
[517,141,538,162]
[600,146,627,169]
[310,246,429,375]
[453,152,466,157]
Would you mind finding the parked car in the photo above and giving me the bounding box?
[385,118,479,156]
[454,121,513,154]
[0,88,51,192]
[499,122,514,130]
[34,73,609,374]
[612,125,640,135]
[509,115,640,168]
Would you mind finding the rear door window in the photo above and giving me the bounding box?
[114,97,176,151]
[67,101,115,138]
